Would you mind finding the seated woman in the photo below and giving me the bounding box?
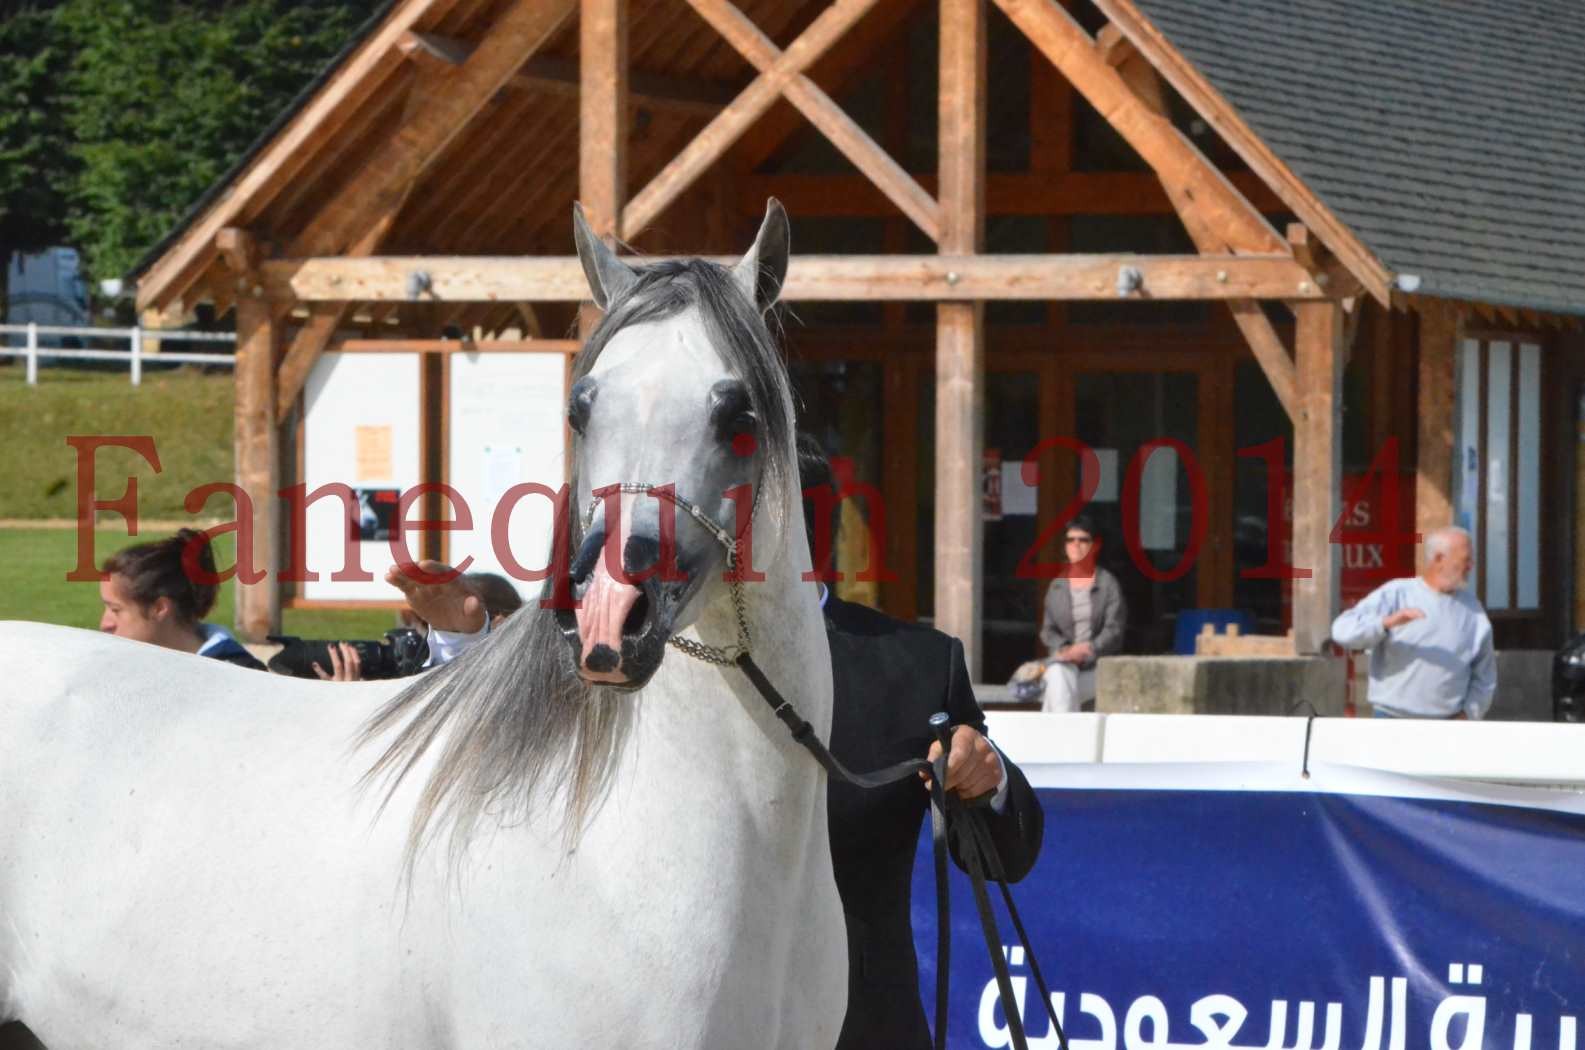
[98,529,265,671]
[1020,514,1127,712]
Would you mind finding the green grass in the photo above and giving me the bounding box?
[0,525,399,639]
[0,367,406,641]
[0,365,234,520]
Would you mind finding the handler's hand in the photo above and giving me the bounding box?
[922,725,1004,801]
[313,641,363,682]
[385,561,486,633]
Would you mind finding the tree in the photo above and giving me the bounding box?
[0,3,75,260]
[58,0,378,284]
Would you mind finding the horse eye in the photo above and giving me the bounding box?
[707,379,754,442]
[568,376,598,435]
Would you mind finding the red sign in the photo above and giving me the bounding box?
[982,448,1003,521]
[1280,470,1417,626]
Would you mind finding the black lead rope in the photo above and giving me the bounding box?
[736,654,1068,1050]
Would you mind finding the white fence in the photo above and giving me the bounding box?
[0,323,236,386]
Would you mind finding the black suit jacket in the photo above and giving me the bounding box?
[823,596,1044,1050]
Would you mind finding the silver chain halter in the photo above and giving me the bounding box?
[580,482,755,665]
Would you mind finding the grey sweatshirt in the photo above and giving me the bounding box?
[1330,576,1496,719]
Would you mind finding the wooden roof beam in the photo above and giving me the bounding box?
[1096,23,1166,116]
[995,0,1283,256]
[1092,35,1298,418]
[684,0,938,240]
[516,56,735,118]
[731,0,925,175]
[260,253,1331,303]
[1287,223,1365,299]
[1091,0,1394,303]
[135,0,467,313]
[398,30,736,118]
[734,170,1285,215]
[274,168,419,424]
[396,29,471,69]
[621,0,892,240]
[264,0,575,417]
[216,227,261,276]
[290,0,575,260]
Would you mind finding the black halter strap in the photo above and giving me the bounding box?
[735,653,1068,1050]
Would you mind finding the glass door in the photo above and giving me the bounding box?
[1070,369,1205,655]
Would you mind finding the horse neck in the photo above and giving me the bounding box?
[641,503,832,796]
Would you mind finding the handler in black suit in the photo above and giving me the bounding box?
[801,438,1044,1050]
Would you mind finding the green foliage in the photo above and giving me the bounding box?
[0,4,74,254]
[0,0,379,284]
[61,0,378,282]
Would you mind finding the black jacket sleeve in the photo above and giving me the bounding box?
[942,638,1045,883]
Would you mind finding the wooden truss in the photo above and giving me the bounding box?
[205,0,1363,657]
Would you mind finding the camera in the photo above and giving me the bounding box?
[266,628,429,680]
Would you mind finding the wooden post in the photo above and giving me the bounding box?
[1291,300,1344,653]
[234,294,280,641]
[580,0,626,339]
[1415,305,1459,570]
[936,0,986,676]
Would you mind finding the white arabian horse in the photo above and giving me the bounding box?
[0,200,847,1048]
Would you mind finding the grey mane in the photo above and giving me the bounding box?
[358,257,797,865]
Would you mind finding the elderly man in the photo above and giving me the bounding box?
[1330,526,1496,720]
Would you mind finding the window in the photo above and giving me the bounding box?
[1454,337,1543,611]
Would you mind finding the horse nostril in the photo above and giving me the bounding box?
[622,591,651,635]
[585,644,620,673]
[571,530,605,585]
[624,534,661,579]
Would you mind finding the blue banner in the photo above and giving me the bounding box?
[911,763,1585,1050]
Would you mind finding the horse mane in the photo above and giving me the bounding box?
[357,257,798,867]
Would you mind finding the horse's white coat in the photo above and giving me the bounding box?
[0,294,845,1048]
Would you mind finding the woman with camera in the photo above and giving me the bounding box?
[305,567,525,681]
[98,529,266,671]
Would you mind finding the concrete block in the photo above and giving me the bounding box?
[1491,650,1554,722]
[1096,655,1347,717]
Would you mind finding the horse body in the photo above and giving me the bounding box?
[0,201,847,1047]
[0,628,430,1045]
[1,570,838,1048]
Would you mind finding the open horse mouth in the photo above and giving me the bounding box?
[556,531,682,689]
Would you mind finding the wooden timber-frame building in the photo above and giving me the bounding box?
[131,0,1585,685]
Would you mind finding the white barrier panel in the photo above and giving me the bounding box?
[986,711,1585,788]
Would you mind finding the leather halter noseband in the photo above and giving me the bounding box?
[580,482,753,664]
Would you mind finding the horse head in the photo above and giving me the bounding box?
[558,200,795,690]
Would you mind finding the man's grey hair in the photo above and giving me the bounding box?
[1425,525,1471,560]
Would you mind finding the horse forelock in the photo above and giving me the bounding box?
[578,258,796,500]
[357,258,801,870]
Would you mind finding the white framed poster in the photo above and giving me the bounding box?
[445,349,569,599]
[300,351,423,601]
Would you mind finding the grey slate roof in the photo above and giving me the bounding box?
[1131,0,1585,316]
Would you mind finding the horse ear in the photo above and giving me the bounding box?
[732,198,790,313]
[572,202,638,311]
